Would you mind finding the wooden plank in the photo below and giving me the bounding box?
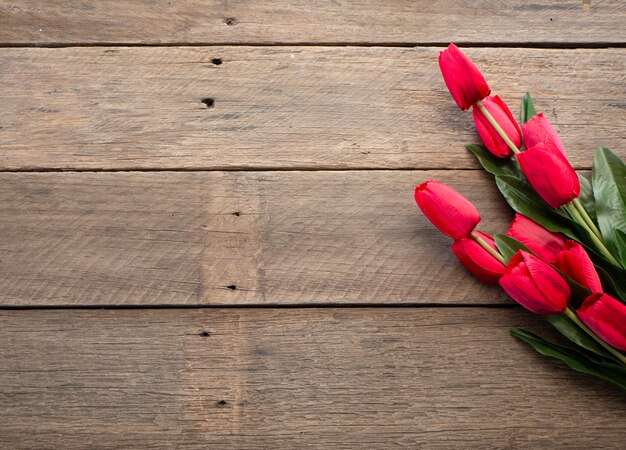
[1,1,625,45]
[0,170,518,306]
[1,308,624,448]
[0,46,624,171]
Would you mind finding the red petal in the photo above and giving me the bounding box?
[521,252,570,311]
[439,44,490,110]
[518,144,580,208]
[415,180,480,239]
[578,294,626,351]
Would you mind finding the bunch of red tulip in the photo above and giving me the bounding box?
[416,44,626,389]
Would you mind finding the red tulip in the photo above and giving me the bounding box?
[452,231,506,283]
[499,251,570,315]
[414,180,480,239]
[521,113,567,158]
[577,293,626,351]
[553,241,603,293]
[517,142,580,208]
[506,213,566,263]
[438,43,491,110]
[472,95,522,158]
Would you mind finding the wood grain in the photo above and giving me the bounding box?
[1,46,624,170]
[0,307,624,448]
[0,170,519,306]
[1,1,625,45]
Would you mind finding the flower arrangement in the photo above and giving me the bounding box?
[416,44,626,389]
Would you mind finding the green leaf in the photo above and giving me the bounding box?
[592,147,626,264]
[595,264,625,302]
[588,255,626,304]
[577,173,597,223]
[546,315,616,360]
[559,273,592,306]
[494,234,531,263]
[615,229,626,268]
[494,175,608,262]
[495,175,574,235]
[466,144,523,179]
[511,328,626,391]
[521,92,538,124]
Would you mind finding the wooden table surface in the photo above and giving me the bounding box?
[1,1,625,447]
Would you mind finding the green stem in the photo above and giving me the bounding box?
[476,101,521,155]
[471,231,506,265]
[565,307,626,366]
[564,203,620,267]
[572,198,603,241]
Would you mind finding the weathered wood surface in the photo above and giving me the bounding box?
[1,308,624,448]
[0,170,516,306]
[2,3,625,447]
[1,46,624,171]
[1,1,625,45]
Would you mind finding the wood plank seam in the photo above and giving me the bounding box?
[2,0,625,46]
[1,42,626,48]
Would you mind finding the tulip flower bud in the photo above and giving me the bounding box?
[499,251,570,315]
[414,180,480,239]
[553,241,603,293]
[517,143,580,208]
[577,293,626,351]
[506,213,566,263]
[472,95,522,158]
[452,231,506,284]
[438,43,491,110]
[521,113,567,158]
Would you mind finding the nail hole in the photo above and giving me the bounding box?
[217,399,228,406]
[223,17,238,26]
[211,58,223,66]
[199,331,211,337]
[232,212,241,216]
[201,98,215,108]
[227,284,237,290]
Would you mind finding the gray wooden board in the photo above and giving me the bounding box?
[0,308,624,448]
[0,1,625,45]
[0,170,522,306]
[0,47,623,170]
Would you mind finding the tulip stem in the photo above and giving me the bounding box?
[476,101,521,155]
[564,203,620,267]
[471,231,506,265]
[564,307,626,366]
[572,198,603,242]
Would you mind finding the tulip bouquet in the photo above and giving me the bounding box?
[415,44,626,389]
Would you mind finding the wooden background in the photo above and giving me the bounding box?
[1,1,625,447]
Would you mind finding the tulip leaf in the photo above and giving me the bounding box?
[510,328,626,391]
[495,175,574,235]
[494,234,531,264]
[558,273,592,307]
[466,144,523,179]
[592,147,626,266]
[520,92,537,124]
[494,175,606,257]
[615,229,626,269]
[578,173,597,223]
[595,264,626,304]
[545,314,617,361]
